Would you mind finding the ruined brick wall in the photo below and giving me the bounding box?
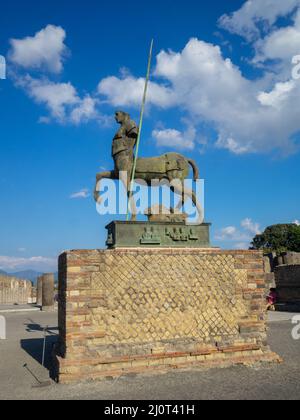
[282,252,300,265]
[55,249,280,383]
[264,256,276,289]
[275,265,300,303]
[0,275,32,305]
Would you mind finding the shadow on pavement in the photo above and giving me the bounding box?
[24,323,58,334]
[24,318,58,335]
[21,335,58,371]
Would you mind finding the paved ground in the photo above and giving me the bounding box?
[267,311,300,322]
[0,304,40,314]
[0,310,300,400]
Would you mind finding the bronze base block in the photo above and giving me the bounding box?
[106,221,212,249]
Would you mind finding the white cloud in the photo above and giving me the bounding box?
[219,0,300,41]
[215,218,261,245]
[0,55,6,79]
[152,124,196,151]
[216,137,251,155]
[253,10,300,69]
[9,25,67,73]
[98,76,175,108]
[98,37,300,155]
[241,218,261,235]
[9,13,300,154]
[16,75,103,124]
[215,226,240,241]
[294,219,300,225]
[221,1,300,84]
[70,189,90,199]
[258,80,296,109]
[9,25,103,125]
[17,75,79,121]
[70,96,99,125]
[0,255,57,272]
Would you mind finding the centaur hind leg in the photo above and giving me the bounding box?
[171,179,204,224]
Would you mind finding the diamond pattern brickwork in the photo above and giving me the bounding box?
[87,253,248,344]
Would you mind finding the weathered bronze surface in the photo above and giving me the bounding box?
[94,111,203,223]
[145,205,188,223]
[106,221,212,249]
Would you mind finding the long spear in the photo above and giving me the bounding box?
[127,39,154,221]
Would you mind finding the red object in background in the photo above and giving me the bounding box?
[267,290,277,305]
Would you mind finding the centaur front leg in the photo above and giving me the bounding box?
[94,170,116,203]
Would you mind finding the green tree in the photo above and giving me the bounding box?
[251,224,300,254]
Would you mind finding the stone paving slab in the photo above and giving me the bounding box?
[268,311,300,322]
[0,304,41,314]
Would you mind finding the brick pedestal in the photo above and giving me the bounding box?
[54,249,281,384]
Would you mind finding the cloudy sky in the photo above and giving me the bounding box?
[0,0,300,272]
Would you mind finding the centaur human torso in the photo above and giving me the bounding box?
[94,111,203,223]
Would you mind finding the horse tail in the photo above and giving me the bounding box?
[188,159,199,181]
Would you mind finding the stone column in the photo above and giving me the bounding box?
[277,255,284,266]
[42,274,55,312]
[37,276,43,307]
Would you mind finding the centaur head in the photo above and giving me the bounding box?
[115,110,131,125]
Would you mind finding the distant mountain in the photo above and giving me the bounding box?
[0,269,58,285]
[10,270,43,285]
[0,269,8,276]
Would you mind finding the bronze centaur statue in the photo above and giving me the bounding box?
[94,111,203,223]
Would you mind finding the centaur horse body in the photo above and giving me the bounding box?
[94,111,203,223]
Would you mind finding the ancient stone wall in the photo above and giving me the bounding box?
[0,275,32,305]
[275,265,300,303]
[264,252,300,272]
[54,249,280,383]
[264,255,276,290]
[282,252,300,266]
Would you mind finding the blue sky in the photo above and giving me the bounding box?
[0,0,300,272]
